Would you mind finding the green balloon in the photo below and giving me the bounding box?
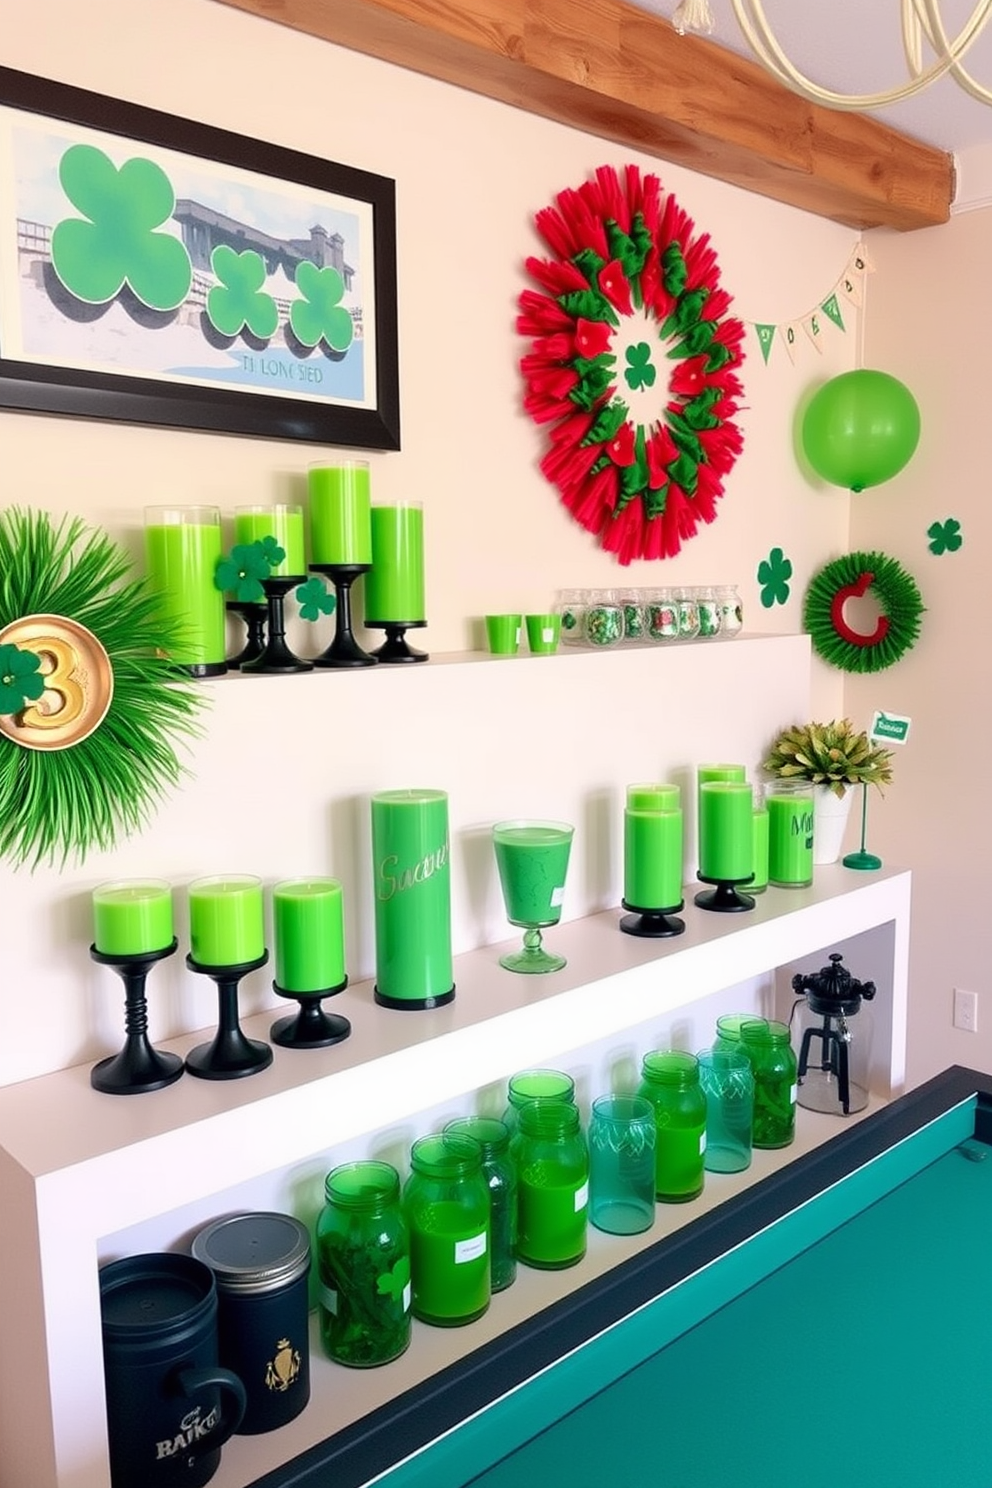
[801,370,920,492]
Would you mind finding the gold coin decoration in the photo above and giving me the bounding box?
[0,614,114,751]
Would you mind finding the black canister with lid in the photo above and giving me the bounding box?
[191,1210,311,1435]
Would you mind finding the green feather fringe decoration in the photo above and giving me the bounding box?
[803,549,925,674]
[0,508,206,869]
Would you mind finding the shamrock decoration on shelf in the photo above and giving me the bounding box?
[758,546,793,608]
[295,576,336,622]
[0,642,44,715]
[927,517,963,555]
[215,540,285,603]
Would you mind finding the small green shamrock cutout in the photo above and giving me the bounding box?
[289,262,354,352]
[215,542,273,603]
[0,643,45,715]
[295,576,336,622]
[757,546,793,608]
[376,1255,411,1304]
[259,536,286,570]
[51,145,192,310]
[624,343,657,392]
[927,517,963,555]
[206,246,279,340]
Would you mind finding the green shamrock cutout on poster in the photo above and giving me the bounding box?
[758,546,793,608]
[51,145,192,309]
[0,643,44,715]
[290,262,354,352]
[206,246,279,339]
[927,518,963,555]
[624,343,657,391]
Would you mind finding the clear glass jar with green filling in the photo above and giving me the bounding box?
[511,1098,589,1269]
[316,1160,411,1367]
[638,1050,706,1202]
[403,1132,491,1326]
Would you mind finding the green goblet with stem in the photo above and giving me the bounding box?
[493,820,574,974]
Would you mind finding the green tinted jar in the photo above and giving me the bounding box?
[316,1160,411,1368]
[638,1050,707,1202]
[741,1018,798,1149]
[714,1013,763,1052]
[444,1116,517,1292]
[403,1133,491,1326]
[511,1099,588,1269]
[502,1068,576,1135]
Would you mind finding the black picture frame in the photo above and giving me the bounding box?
[0,65,400,449]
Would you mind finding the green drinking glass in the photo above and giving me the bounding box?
[493,820,574,974]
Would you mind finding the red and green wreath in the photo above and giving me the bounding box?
[517,164,746,564]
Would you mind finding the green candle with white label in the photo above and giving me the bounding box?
[308,462,373,565]
[698,780,754,880]
[624,807,683,909]
[234,504,306,576]
[364,503,425,622]
[92,880,174,956]
[767,782,814,887]
[371,789,453,1007]
[188,875,265,966]
[144,505,226,672]
[273,878,346,992]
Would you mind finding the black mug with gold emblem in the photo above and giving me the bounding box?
[191,1211,311,1435]
[99,1252,247,1488]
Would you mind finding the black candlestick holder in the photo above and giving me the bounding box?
[270,976,352,1049]
[226,600,268,669]
[184,951,273,1079]
[309,564,377,667]
[90,940,184,1095]
[694,873,755,913]
[365,618,429,663]
[241,576,313,675]
[619,898,686,938]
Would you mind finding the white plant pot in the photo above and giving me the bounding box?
[813,784,854,865]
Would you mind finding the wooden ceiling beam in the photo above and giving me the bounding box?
[215,0,955,230]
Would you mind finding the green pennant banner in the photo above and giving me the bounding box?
[755,324,776,364]
[820,293,845,331]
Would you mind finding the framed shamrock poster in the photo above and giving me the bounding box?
[0,66,400,448]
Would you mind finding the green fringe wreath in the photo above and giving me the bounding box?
[0,508,205,869]
[803,549,924,673]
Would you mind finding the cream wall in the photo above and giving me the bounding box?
[0,0,866,1088]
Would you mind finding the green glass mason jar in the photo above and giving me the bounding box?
[713,1012,756,1052]
[316,1160,411,1368]
[502,1068,576,1135]
[741,1017,798,1149]
[444,1116,517,1292]
[511,1098,589,1269]
[638,1050,707,1202]
[403,1132,491,1326]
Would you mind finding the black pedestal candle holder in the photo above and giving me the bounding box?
[241,576,313,675]
[309,564,377,668]
[366,619,428,663]
[90,940,184,1095]
[226,601,268,669]
[184,951,273,1079]
[693,874,755,913]
[619,898,686,938]
[270,976,352,1049]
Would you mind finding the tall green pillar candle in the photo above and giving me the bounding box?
[273,878,346,993]
[624,808,683,910]
[767,782,814,887]
[364,503,425,622]
[144,505,226,672]
[234,504,306,576]
[626,783,681,811]
[308,462,373,565]
[371,789,453,1008]
[188,875,265,966]
[751,806,770,893]
[92,879,174,956]
[697,763,747,786]
[698,781,754,881]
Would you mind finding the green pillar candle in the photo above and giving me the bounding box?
[751,806,770,892]
[698,781,754,881]
[308,462,373,565]
[371,789,453,1007]
[697,763,747,785]
[273,878,346,993]
[188,875,265,966]
[364,503,425,622]
[767,782,814,887]
[234,504,306,577]
[92,879,174,956]
[626,783,681,811]
[624,808,683,910]
[144,505,225,670]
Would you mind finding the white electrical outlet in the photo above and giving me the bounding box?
[953,987,979,1033]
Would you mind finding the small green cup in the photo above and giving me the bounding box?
[525,613,561,654]
[485,614,522,655]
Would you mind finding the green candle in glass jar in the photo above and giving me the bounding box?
[273,878,346,993]
[308,462,373,566]
[144,505,226,672]
[624,807,683,910]
[363,503,425,622]
[698,780,753,881]
[767,782,814,887]
[92,880,174,956]
[234,504,306,576]
[188,875,265,966]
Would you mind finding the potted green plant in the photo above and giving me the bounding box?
[763,720,894,866]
